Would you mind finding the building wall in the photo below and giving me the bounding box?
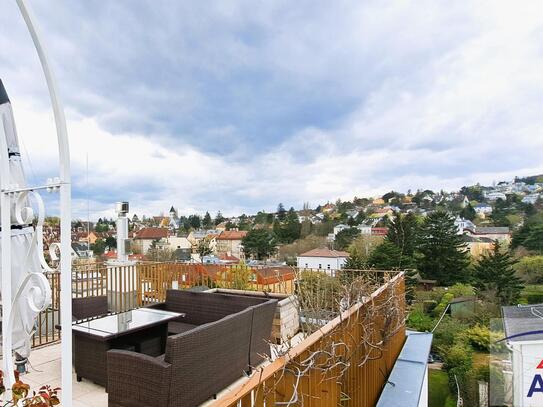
[296,256,347,273]
[216,239,244,259]
[419,368,428,407]
[512,342,543,406]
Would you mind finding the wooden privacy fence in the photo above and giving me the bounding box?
[211,272,406,407]
[32,262,298,347]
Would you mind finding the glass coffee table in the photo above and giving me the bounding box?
[73,308,184,386]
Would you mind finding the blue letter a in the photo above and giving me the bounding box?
[528,374,543,397]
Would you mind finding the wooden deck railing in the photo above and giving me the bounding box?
[210,272,406,407]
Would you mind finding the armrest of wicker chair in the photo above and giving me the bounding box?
[107,350,171,407]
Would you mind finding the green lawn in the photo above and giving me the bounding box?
[429,370,456,407]
[520,284,543,304]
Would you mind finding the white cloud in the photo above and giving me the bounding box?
[3,1,543,218]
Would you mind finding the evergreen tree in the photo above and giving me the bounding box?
[417,211,471,285]
[283,207,301,243]
[202,211,213,229]
[344,248,367,269]
[242,229,277,260]
[188,214,201,229]
[334,228,360,251]
[277,203,287,221]
[214,211,225,226]
[368,242,415,270]
[474,241,523,305]
[460,204,476,221]
[386,212,418,257]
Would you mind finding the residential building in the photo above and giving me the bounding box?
[486,191,507,201]
[216,230,248,259]
[464,226,511,242]
[474,203,492,215]
[297,248,349,273]
[454,217,476,234]
[132,227,169,253]
[522,194,540,205]
[333,224,349,236]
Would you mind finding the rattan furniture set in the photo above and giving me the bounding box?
[72,290,277,407]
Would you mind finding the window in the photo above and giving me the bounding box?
[305,263,308,268]
[327,264,331,270]
[318,264,322,269]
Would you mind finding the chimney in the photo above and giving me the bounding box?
[115,202,130,262]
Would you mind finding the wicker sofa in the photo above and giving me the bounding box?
[107,290,277,407]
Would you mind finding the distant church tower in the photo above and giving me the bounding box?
[169,206,179,231]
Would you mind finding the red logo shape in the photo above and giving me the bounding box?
[537,360,543,369]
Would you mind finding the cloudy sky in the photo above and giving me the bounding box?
[1,1,543,219]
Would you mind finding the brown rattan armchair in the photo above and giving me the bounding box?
[108,290,278,406]
[72,296,109,320]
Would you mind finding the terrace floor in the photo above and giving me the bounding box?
[21,335,305,406]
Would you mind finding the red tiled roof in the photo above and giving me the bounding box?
[218,253,240,262]
[134,227,169,240]
[371,227,389,236]
[299,248,349,258]
[217,231,248,240]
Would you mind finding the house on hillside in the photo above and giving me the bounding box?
[464,226,511,243]
[474,203,493,216]
[486,191,507,201]
[216,230,248,260]
[455,217,476,234]
[522,194,540,205]
[132,227,169,253]
[297,248,349,274]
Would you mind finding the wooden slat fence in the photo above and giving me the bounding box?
[210,272,405,407]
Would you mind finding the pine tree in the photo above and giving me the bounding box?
[202,212,213,229]
[417,211,471,285]
[277,203,286,221]
[386,212,418,257]
[368,242,415,270]
[460,203,476,221]
[474,240,523,305]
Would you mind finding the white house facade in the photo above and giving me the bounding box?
[297,248,349,274]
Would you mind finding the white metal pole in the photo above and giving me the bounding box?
[15,0,72,402]
[0,121,14,386]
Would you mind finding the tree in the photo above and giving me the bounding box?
[367,242,415,269]
[460,203,476,221]
[242,229,277,260]
[334,228,360,251]
[276,203,286,221]
[147,240,174,262]
[90,239,106,255]
[417,211,471,285]
[202,211,213,229]
[105,236,117,249]
[386,212,418,257]
[512,215,543,253]
[188,214,201,229]
[344,248,367,269]
[214,211,225,226]
[490,198,511,227]
[514,255,543,284]
[197,239,212,260]
[474,240,523,305]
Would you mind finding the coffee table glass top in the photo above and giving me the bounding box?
[72,308,184,337]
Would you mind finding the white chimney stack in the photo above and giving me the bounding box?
[115,201,129,262]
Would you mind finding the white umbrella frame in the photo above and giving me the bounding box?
[0,0,72,402]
